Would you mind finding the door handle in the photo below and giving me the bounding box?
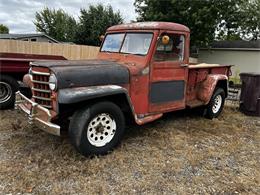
[180,64,188,67]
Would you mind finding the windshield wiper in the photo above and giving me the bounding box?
[129,53,145,56]
[121,52,145,56]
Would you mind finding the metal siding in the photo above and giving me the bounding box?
[198,50,260,74]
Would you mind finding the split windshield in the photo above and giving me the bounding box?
[101,33,153,55]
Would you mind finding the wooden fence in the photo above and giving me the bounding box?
[0,40,100,60]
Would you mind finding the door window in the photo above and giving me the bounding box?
[154,34,185,62]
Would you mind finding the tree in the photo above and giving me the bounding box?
[214,0,260,41]
[76,4,123,46]
[240,0,260,40]
[134,0,260,47]
[135,0,221,47]
[34,8,77,42]
[0,24,9,34]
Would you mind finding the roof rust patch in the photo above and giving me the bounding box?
[107,22,190,32]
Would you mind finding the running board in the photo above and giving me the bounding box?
[135,113,163,125]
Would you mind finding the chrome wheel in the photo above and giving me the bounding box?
[212,94,222,114]
[87,113,116,147]
[0,82,12,104]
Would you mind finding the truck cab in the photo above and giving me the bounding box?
[16,22,232,156]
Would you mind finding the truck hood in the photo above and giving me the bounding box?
[31,60,129,89]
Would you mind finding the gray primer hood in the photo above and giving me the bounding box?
[31,60,129,89]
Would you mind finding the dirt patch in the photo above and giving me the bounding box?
[0,105,259,194]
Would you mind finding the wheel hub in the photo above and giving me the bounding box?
[95,123,105,134]
[212,94,222,114]
[87,113,116,147]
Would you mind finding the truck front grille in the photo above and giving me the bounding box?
[31,67,52,109]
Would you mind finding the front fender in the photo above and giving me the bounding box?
[197,74,228,104]
[58,85,129,104]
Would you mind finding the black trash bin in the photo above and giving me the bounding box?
[239,72,260,116]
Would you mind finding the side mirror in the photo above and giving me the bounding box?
[99,35,105,42]
[162,35,170,45]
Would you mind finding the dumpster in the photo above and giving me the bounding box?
[239,72,260,116]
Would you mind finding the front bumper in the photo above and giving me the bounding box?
[15,91,60,136]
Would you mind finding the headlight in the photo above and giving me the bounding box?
[49,74,57,91]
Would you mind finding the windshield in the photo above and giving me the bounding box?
[101,33,153,55]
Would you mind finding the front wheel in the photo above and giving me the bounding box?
[205,88,225,119]
[69,101,125,156]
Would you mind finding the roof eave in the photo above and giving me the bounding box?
[200,48,260,51]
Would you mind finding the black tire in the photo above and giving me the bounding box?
[0,75,19,109]
[69,101,125,156]
[205,88,225,119]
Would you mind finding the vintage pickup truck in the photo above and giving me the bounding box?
[16,22,232,156]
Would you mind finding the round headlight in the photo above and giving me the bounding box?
[49,74,57,91]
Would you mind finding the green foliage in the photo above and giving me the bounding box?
[34,8,77,42]
[34,5,123,45]
[215,0,258,41]
[240,0,260,40]
[76,4,123,46]
[135,0,260,47]
[0,24,9,34]
[135,0,218,47]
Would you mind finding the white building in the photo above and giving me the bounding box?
[0,33,59,43]
[198,40,260,81]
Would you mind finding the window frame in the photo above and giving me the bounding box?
[100,33,125,53]
[100,32,154,56]
[153,32,186,63]
[120,32,154,56]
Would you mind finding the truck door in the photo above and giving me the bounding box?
[149,31,188,113]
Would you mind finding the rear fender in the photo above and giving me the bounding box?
[197,74,228,104]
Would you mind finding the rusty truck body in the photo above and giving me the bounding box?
[15,22,232,156]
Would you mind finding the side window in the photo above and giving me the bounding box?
[154,34,185,62]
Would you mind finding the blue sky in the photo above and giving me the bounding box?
[0,0,137,33]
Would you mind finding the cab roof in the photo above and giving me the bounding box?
[107,22,190,33]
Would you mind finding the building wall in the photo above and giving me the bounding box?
[198,49,260,79]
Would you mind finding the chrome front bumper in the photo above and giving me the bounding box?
[15,91,60,136]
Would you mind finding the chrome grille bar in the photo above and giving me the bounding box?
[33,95,52,101]
[32,80,50,85]
[32,87,51,93]
[32,70,50,76]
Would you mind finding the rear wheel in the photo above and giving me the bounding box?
[69,101,125,156]
[0,75,18,109]
[205,88,225,119]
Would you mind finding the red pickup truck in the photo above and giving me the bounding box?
[16,22,232,156]
[0,53,66,109]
